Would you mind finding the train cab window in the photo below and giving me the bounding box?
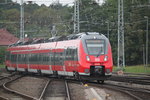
[71,49,74,60]
[86,39,105,56]
[74,48,78,61]
[66,48,70,60]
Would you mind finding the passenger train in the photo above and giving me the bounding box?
[5,32,113,83]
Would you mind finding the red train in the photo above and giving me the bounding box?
[5,32,113,83]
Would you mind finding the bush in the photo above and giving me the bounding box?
[0,47,6,64]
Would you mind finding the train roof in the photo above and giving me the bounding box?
[9,32,106,47]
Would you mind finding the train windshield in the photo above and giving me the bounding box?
[86,39,105,56]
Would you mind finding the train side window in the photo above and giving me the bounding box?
[29,54,34,64]
[24,54,26,64]
[11,54,17,63]
[51,52,54,65]
[42,53,49,65]
[69,49,71,60]
[70,49,72,60]
[66,49,68,60]
[49,52,52,65]
[72,49,74,61]
[74,48,78,61]
[60,52,63,65]
[18,54,21,64]
[5,51,10,61]
[39,53,41,63]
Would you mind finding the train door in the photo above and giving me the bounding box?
[26,54,29,72]
[7,53,16,71]
[72,48,78,72]
[61,48,67,76]
[64,47,74,76]
[52,50,57,75]
[48,51,53,74]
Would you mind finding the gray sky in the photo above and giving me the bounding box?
[12,0,104,6]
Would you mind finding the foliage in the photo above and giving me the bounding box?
[0,64,5,68]
[0,47,6,64]
[0,0,149,66]
[113,65,150,74]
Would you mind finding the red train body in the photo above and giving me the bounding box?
[5,32,113,82]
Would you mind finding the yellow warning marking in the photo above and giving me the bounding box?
[106,93,110,97]
[105,93,111,99]
[84,84,88,87]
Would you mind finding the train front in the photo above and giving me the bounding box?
[79,32,113,81]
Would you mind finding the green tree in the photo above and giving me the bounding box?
[0,47,6,64]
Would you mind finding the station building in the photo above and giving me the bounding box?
[0,28,19,46]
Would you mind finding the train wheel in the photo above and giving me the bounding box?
[53,71,58,77]
[24,69,28,74]
[5,66,10,72]
[37,69,42,75]
[15,68,17,72]
[97,80,104,84]
[74,72,79,80]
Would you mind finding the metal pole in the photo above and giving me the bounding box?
[143,44,145,67]
[117,0,125,69]
[107,21,110,39]
[117,0,120,68]
[74,0,80,34]
[122,0,125,68]
[5,0,7,3]
[145,16,149,67]
[20,0,24,42]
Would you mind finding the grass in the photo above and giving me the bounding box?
[0,64,5,68]
[113,65,150,74]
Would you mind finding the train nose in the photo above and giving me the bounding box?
[95,66,103,74]
[90,66,104,76]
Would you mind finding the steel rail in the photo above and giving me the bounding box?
[0,77,11,80]
[110,75,150,85]
[38,79,51,100]
[0,72,17,80]
[104,83,150,100]
[0,96,9,100]
[105,83,150,93]
[103,84,143,100]
[0,73,19,87]
[3,75,37,100]
[112,72,150,76]
[65,80,71,100]
[88,82,143,100]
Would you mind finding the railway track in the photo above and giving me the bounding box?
[110,74,150,85]
[3,75,50,100]
[42,79,71,100]
[88,81,150,100]
[105,83,150,100]
[1,70,149,100]
[0,72,17,86]
[0,74,30,100]
[67,78,150,100]
[113,72,150,76]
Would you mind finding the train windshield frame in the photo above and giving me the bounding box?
[85,39,105,56]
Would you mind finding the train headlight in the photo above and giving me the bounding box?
[86,56,90,61]
[104,56,108,61]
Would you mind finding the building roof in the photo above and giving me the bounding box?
[0,28,19,46]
